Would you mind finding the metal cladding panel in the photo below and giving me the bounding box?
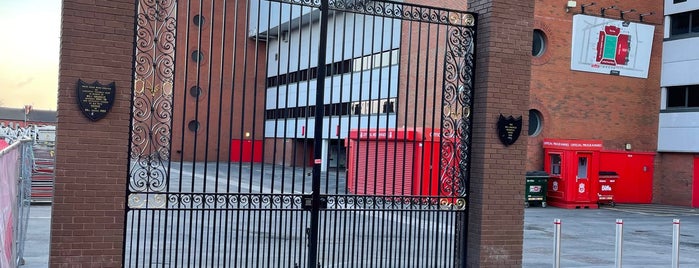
[352,140,414,196]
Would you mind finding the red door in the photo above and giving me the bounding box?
[693,156,699,208]
[575,153,593,202]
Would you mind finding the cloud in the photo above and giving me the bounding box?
[15,77,34,88]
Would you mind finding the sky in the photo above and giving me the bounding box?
[0,0,61,110]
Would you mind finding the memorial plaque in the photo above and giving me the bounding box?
[497,114,522,146]
[76,79,115,121]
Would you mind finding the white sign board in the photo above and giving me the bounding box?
[570,14,655,78]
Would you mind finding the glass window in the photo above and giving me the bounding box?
[532,30,546,57]
[191,50,205,63]
[189,86,202,99]
[528,109,542,136]
[667,86,687,107]
[688,85,699,107]
[671,12,691,36]
[674,0,687,3]
[193,15,205,27]
[550,154,561,176]
[692,11,699,32]
[188,120,200,132]
[577,157,588,179]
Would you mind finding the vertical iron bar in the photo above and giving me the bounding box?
[227,0,243,266]
[252,0,265,266]
[280,3,297,267]
[211,0,229,264]
[376,17,396,268]
[415,16,426,268]
[172,1,194,265]
[289,5,305,267]
[368,10,379,268]
[459,15,477,267]
[240,0,254,265]
[199,1,217,265]
[262,1,276,267]
[399,14,415,268]
[423,21,444,267]
[672,219,680,268]
[333,9,353,263]
[386,15,398,268]
[213,0,231,265]
[309,1,330,267]
[124,0,141,263]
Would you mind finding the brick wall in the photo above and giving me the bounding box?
[467,0,534,266]
[526,0,664,171]
[51,0,135,266]
[654,153,694,206]
[170,0,267,162]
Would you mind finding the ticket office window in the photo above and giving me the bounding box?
[577,156,588,179]
[550,154,562,176]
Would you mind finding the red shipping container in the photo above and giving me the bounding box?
[345,128,457,197]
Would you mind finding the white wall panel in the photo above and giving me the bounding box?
[265,115,397,138]
[266,66,399,109]
[665,0,699,15]
[657,112,699,152]
[266,12,402,76]
[661,38,699,87]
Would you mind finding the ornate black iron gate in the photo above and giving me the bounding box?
[125,0,476,267]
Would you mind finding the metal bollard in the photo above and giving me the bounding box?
[672,219,680,268]
[553,219,561,268]
[615,219,624,268]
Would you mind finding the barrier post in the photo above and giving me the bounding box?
[553,219,561,268]
[672,219,680,268]
[615,219,623,268]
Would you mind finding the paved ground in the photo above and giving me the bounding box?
[523,204,699,267]
[19,203,699,267]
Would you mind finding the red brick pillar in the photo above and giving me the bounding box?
[51,0,135,266]
[467,0,534,266]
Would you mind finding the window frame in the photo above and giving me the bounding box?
[669,10,699,39]
[666,85,699,109]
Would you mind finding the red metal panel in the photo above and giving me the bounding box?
[352,140,413,195]
[600,151,654,203]
[230,139,263,163]
[413,138,443,196]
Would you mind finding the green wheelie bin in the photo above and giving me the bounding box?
[525,171,549,208]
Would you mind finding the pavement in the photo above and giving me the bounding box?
[18,203,699,267]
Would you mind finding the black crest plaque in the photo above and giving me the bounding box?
[76,80,115,121]
[497,114,522,146]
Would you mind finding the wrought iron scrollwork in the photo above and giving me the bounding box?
[129,0,176,209]
[325,195,467,211]
[441,19,476,199]
[129,193,305,210]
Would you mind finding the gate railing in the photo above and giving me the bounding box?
[126,0,476,266]
[0,138,33,267]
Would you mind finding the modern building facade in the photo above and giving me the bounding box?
[656,0,699,206]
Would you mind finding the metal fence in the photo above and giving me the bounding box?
[0,138,33,267]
